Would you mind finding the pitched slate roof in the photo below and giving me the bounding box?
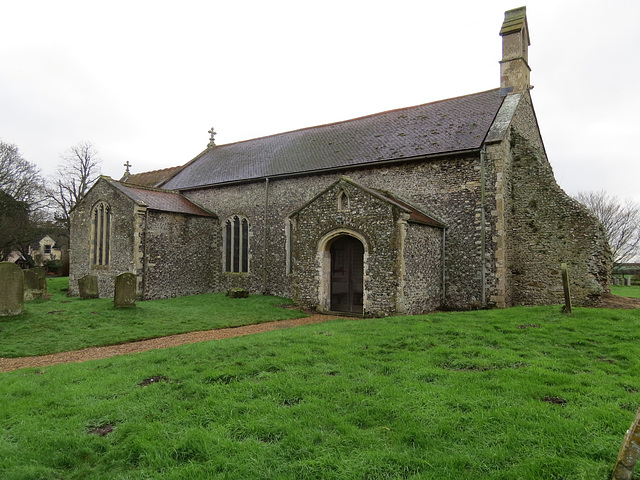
[162,89,506,190]
[120,166,184,188]
[109,180,214,217]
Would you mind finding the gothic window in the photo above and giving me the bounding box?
[91,201,111,266]
[225,215,249,273]
[337,190,349,211]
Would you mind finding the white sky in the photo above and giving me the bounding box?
[1,0,639,203]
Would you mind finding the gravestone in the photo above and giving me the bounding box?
[613,278,620,286]
[114,273,136,308]
[0,262,24,316]
[31,266,45,280]
[611,406,640,480]
[23,269,39,290]
[23,268,49,301]
[624,277,632,286]
[78,275,99,299]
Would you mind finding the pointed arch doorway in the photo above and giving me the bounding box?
[330,235,364,314]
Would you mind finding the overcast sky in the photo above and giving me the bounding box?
[1,0,639,203]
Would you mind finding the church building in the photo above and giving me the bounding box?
[69,7,611,316]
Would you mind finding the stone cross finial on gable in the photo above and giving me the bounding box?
[208,127,217,148]
[124,161,132,174]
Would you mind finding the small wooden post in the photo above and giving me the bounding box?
[561,263,572,314]
[612,407,640,480]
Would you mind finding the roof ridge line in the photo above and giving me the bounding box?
[213,88,502,148]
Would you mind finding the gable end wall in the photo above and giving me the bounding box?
[69,180,139,298]
[497,93,611,306]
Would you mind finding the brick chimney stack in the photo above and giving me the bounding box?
[500,6,531,93]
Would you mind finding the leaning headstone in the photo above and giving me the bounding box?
[78,275,99,299]
[114,273,136,308]
[0,262,24,316]
[611,406,640,480]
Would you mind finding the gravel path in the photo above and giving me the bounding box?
[0,314,346,373]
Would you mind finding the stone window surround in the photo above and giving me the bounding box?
[91,201,111,267]
[224,215,249,273]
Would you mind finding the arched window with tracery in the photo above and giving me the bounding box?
[224,215,249,273]
[91,201,111,266]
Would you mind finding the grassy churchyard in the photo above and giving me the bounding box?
[611,284,640,299]
[0,279,639,479]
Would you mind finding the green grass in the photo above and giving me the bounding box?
[1,305,639,479]
[611,284,640,298]
[0,277,307,358]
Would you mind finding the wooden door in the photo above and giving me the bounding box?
[330,236,364,314]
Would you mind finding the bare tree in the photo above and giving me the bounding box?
[0,141,49,261]
[49,141,102,230]
[0,140,46,207]
[575,190,640,265]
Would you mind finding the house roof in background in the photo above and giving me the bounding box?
[162,89,506,190]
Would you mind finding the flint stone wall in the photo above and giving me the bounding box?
[291,180,405,316]
[402,222,444,314]
[497,93,611,306]
[141,211,219,299]
[185,152,486,314]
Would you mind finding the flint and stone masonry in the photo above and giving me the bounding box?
[69,7,611,316]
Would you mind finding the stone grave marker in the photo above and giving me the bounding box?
[561,263,572,314]
[23,269,39,290]
[0,262,24,316]
[114,273,136,308]
[611,406,640,480]
[78,275,99,299]
[23,268,49,301]
[31,266,45,280]
[624,277,632,286]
